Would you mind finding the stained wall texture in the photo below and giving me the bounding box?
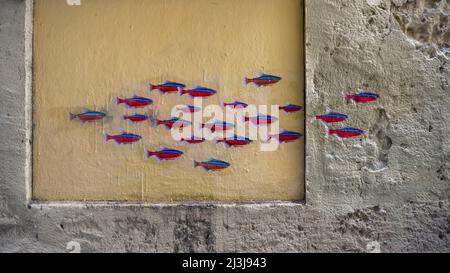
[0,0,449,253]
[32,0,305,202]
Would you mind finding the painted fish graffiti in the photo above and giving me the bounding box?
[316,112,348,123]
[180,136,206,144]
[346,92,380,103]
[279,104,303,113]
[150,81,186,93]
[329,127,364,138]
[145,147,184,160]
[116,96,153,108]
[216,136,253,147]
[223,101,248,109]
[69,110,106,122]
[244,115,278,125]
[154,117,192,129]
[203,121,235,132]
[178,105,201,113]
[194,159,230,171]
[105,132,142,144]
[123,114,149,123]
[245,74,282,87]
[179,86,217,98]
[268,130,303,143]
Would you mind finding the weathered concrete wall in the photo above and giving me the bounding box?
[0,0,449,253]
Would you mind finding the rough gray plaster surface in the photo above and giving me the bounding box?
[0,0,449,253]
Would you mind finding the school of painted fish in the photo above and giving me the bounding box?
[69,72,380,171]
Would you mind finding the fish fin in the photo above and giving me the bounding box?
[149,116,158,127]
[193,160,200,168]
[116,97,125,105]
[144,149,151,160]
[160,145,170,150]
[177,87,185,96]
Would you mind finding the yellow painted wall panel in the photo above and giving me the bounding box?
[33,0,304,202]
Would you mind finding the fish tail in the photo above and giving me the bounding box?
[145,149,155,159]
[123,116,128,121]
[328,129,337,135]
[149,116,158,127]
[245,78,252,84]
[345,95,353,100]
[116,97,124,104]
[149,84,156,91]
[177,87,185,96]
[69,113,77,120]
[244,117,250,122]
[105,134,113,142]
[265,135,273,143]
[193,160,201,168]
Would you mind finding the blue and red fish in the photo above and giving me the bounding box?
[268,130,303,143]
[223,101,248,109]
[179,86,217,98]
[150,81,186,94]
[105,131,142,144]
[245,74,282,87]
[316,112,348,123]
[116,96,153,108]
[329,127,364,138]
[178,105,201,113]
[203,121,235,132]
[279,104,303,113]
[216,136,252,147]
[123,114,149,123]
[346,92,380,103]
[145,147,183,160]
[69,110,106,122]
[155,117,192,129]
[180,136,206,144]
[244,115,278,125]
[194,159,230,171]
